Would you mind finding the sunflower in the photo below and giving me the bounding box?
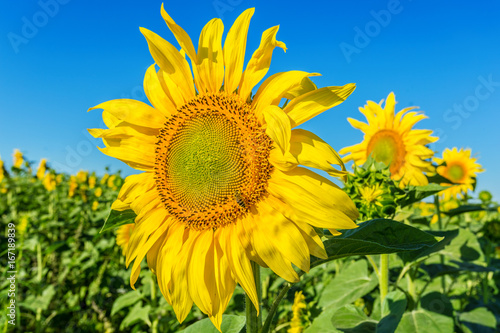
[339,92,437,187]
[89,6,358,329]
[37,158,47,180]
[434,147,484,200]
[13,149,23,168]
[116,223,135,255]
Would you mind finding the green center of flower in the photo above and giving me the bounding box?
[447,164,465,182]
[154,93,274,230]
[367,130,405,173]
[165,113,245,211]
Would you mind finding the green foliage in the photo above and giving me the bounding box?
[2,155,500,332]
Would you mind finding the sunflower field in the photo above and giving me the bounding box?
[2,5,500,333]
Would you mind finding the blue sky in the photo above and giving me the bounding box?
[1,0,499,198]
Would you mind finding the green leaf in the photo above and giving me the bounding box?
[318,260,378,308]
[439,228,484,263]
[179,315,246,333]
[443,204,485,217]
[304,307,339,333]
[111,290,143,316]
[396,184,449,208]
[459,307,497,331]
[100,209,136,233]
[330,305,377,332]
[119,302,151,330]
[396,309,453,333]
[312,219,438,267]
[399,229,459,263]
[377,290,407,332]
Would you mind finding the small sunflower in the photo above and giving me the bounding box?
[36,158,47,180]
[340,92,437,187]
[13,149,23,168]
[116,223,136,255]
[359,184,384,207]
[89,6,358,329]
[434,147,484,200]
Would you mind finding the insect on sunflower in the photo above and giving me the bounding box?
[89,5,358,330]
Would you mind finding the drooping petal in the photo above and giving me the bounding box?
[143,64,176,117]
[239,26,286,100]
[284,84,356,127]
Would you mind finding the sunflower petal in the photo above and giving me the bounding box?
[239,26,286,100]
[284,84,356,127]
[262,105,291,154]
[89,99,165,129]
[223,8,254,94]
[140,28,195,101]
[196,18,224,93]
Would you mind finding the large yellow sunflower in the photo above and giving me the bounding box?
[89,6,358,329]
[339,92,437,187]
[434,147,484,200]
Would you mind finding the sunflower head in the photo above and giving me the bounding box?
[89,5,358,330]
[340,92,438,187]
[434,147,484,200]
[36,158,47,180]
[13,149,24,169]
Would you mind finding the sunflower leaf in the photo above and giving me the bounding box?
[312,219,438,267]
[395,184,449,208]
[100,209,136,233]
[179,315,246,333]
[443,204,485,217]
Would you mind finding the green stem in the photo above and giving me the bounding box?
[434,195,446,293]
[261,282,292,333]
[37,242,43,282]
[406,267,417,306]
[366,255,380,277]
[246,261,262,333]
[380,254,389,311]
[150,274,159,333]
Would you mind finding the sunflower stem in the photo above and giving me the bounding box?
[261,281,292,333]
[379,254,389,312]
[246,261,262,333]
[434,195,446,294]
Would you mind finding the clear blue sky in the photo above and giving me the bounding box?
[1,0,499,198]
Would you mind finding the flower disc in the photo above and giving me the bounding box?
[155,93,273,230]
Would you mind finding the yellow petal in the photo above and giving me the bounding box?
[98,145,155,171]
[196,18,224,93]
[140,28,195,102]
[262,105,291,154]
[284,77,318,100]
[89,99,165,129]
[170,232,195,323]
[129,217,170,289]
[160,4,197,62]
[223,8,255,94]
[284,84,356,127]
[112,173,155,211]
[268,168,359,228]
[289,129,347,179]
[239,26,286,100]
[252,71,318,121]
[219,222,259,312]
[143,64,176,117]
[158,69,188,108]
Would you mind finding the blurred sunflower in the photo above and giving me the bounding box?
[116,223,135,255]
[13,149,23,168]
[434,147,484,200]
[340,92,437,186]
[36,158,47,180]
[89,6,358,329]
